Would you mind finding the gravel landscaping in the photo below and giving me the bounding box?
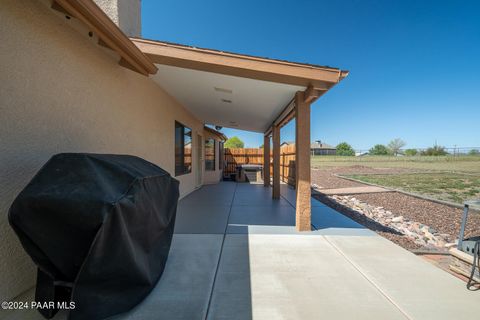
[311,167,480,252]
[314,193,424,250]
[354,192,480,241]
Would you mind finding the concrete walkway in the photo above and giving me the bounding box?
[318,185,393,195]
[4,182,479,320]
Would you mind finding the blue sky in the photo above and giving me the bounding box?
[142,0,480,150]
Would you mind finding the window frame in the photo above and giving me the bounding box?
[219,141,224,170]
[175,121,192,176]
[205,138,216,171]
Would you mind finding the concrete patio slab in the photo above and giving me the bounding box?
[175,204,231,234]
[325,235,480,320]
[227,205,295,228]
[3,235,223,320]
[179,184,236,206]
[5,182,479,320]
[233,187,290,206]
[207,234,407,320]
[111,234,223,320]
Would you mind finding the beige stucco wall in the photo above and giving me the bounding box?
[0,0,203,301]
[203,131,224,184]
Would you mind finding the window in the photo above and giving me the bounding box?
[175,121,192,176]
[219,141,224,170]
[205,138,215,171]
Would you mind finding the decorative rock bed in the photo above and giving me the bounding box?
[329,195,452,249]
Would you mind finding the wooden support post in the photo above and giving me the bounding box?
[295,91,311,231]
[263,135,271,187]
[272,125,281,199]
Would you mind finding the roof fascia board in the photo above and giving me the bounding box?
[52,0,157,76]
[132,38,346,88]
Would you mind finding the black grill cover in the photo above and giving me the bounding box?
[9,153,179,320]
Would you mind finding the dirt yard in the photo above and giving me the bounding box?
[347,172,480,204]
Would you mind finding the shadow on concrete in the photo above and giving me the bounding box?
[313,194,403,236]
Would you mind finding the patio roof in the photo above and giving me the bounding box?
[48,0,348,231]
[50,1,348,133]
[132,38,348,132]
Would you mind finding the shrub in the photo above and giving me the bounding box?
[369,144,390,155]
[336,142,355,156]
[421,145,448,156]
[224,136,244,148]
[404,148,418,156]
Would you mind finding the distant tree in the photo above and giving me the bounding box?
[388,138,406,156]
[421,145,448,156]
[224,136,244,149]
[468,149,480,155]
[336,142,355,156]
[404,148,418,156]
[369,144,389,155]
[259,144,264,148]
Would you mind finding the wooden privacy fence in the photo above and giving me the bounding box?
[224,145,296,186]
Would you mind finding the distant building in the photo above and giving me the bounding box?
[280,141,294,147]
[311,140,336,155]
[281,140,336,155]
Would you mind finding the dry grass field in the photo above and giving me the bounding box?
[311,155,480,174]
[312,155,480,204]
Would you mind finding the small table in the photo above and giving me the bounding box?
[457,200,480,250]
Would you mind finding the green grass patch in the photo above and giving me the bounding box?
[346,172,480,204]
[311,155,480,174]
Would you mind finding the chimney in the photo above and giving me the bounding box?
[93,0,141,37]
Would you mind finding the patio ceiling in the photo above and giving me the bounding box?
[132,38,348,133]
[152,65,304,132]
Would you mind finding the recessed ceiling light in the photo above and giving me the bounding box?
[221,99,232,103]
[214,87,233,94]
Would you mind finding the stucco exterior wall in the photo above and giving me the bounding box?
[0,0,203,301]
[94,0,141,37]
[203,130,224,184]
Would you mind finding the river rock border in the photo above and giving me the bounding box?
[329,195,452,249]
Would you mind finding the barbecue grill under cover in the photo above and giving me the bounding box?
[9,153,179,320]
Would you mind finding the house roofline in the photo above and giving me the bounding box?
[47,1,348,86]
[204,126,228,141]
[131,37,348,90]
[52,0,157,76]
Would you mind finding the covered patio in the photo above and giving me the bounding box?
[133,38,349,232]
[8,182,479,320]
